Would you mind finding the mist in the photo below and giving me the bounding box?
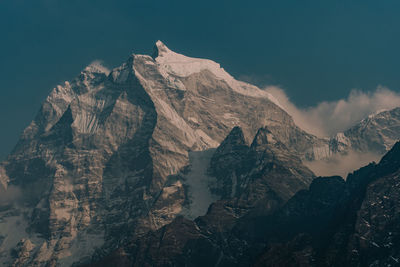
[264,86,400,177]
[304,150,381,178]
[0,185,22,206]
[265,86,400,137]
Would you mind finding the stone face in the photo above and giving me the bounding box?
[2,41,400,266]
[0,42,322,266]
[87,126,316,267]
[253,142,400,267]
[208,126,251,199]
[331,107,400,155]
[103,141,400,267]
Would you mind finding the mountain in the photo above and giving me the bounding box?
[253,141,400,266]
[0,41,325,266]
[330,107,400,155]
[303,107,400,177]
[88,125,315,267]
[1,41,400,266]
[91,141,400,267]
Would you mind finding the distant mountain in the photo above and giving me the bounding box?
[1,41,400,266]
[330,107,400,154]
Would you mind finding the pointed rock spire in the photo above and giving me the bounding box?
[219,126,247,148]
[250,127,289,153]
[152,40,171,59]
[212,126,248,158]
[251,127,277,147]
[210,126,250,176]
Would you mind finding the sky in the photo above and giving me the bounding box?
[1,0,400,158]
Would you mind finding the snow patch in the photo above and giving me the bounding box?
[368,108,389,118]
[152,98,219,149]
[181,150,219,220]
[334,132,350,145]
[154,41,282,104]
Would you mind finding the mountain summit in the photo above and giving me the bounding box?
[0,41,323,266]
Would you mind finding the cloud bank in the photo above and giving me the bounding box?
[265,86,400,137]
[264,86,400,177]
[304,150,380,178]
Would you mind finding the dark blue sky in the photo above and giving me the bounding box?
[1,0,400,158]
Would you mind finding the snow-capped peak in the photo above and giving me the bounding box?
[153,40,228,78]
[153,40,171,58]
[151,41,283,105]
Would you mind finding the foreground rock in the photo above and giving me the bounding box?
[91,141,400,267]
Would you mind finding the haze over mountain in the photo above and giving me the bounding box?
[265,86,400,137]
[1,42,400,266]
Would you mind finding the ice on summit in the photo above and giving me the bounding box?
[152,40,282,106]
[153,40,232,78]
[0,39,330,266]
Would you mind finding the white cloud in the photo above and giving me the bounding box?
[265,86,400,137]
[304,150,380,178]
[86,60,110,75]
[264,86,400,177]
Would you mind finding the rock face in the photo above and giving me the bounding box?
[1,40,400,267]
[0,41,322,266]
[330,107,400,155]
[92,141,400,267]
[209,126,314,203]
[88,125,315,267]
[253,142,400,267]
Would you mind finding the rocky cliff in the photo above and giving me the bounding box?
[92,141,400,267]
[0,41,323,266]
[1,41,400,267]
